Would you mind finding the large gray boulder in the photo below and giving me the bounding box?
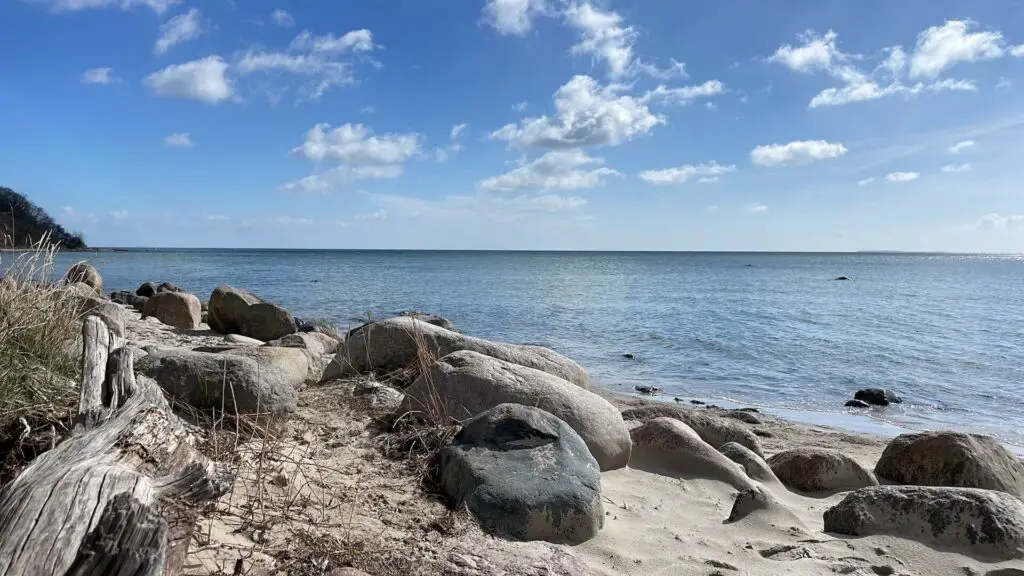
[324,316,590,388]
[402,350,630,471]
[136,347,301,414]
[208,285,296,341]
[621,405,764,458]
[875,432,1024,499]
[768,447,878,493]
[142,292,202,330]
[824,486,1024,560]
[65,262,101,292]
[440,404,603,545]
[629,417,755,491]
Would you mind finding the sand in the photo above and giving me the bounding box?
[115,307,1024,576]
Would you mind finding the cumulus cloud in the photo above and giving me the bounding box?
[885,171,920,182]
[909,20,1006,79]
[769,25,996,108]
[638,162,736,185]
[941,163,972,173]
[164,132,195,147]
[283,123,418,193]
[155,8,204,55]
[482,0,548,36]
[144,56,232,103]
[479,149,621,191]
[81,67,120,85]
[288,29,376,53]
[26,0,178,14]
[949,140,975,153]
[976,213,1024,229]
[750,140,848,167]
[490,75,663,149]
[271,9,294,28]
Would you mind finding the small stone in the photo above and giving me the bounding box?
[622,353,635,360]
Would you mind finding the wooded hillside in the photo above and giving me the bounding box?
[0,187,86,249]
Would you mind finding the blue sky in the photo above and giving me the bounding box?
[2,0,1024,251]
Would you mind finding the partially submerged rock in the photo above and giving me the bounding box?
[136,347,301,414]
[620,404,764,458]
[142,291,202,330]
[875,431,1024,499]
[402,350,631,470]
[325,316,591,388]
[768,447,878,493]
[824,486,1024,560]
[628,417,755,491]
[440,404,603,545]
[854,388,902,406]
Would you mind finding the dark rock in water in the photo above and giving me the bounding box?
[833,276,852,281]
[673,397,683,403]
[745,264,754,267]
[875,431,1024,499]
[854,388,902,406]
[845,399,871,408]
[440,403,603,545]
[823,486,1024,560]
[158,282,182,293]
[634,385,660,395]
[690,399,705,405]
[136,281,159,298]
[621,353,635,360]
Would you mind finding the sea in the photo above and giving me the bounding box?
[23,249,1024,447]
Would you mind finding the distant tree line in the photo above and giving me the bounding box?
[0,187,86,249]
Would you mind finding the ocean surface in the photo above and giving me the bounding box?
[24,250,1024,445]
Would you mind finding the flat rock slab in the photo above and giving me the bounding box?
[440,403,603,545]
[824,486,1024,560]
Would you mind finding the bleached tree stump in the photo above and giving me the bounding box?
[0,316,230,576]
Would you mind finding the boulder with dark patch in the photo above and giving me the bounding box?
[824,486,1024,560]
[402,350,631,470]
[325,316,590,388]
[620,404,764,458]
[768,447,878,493]
[142,292,202,330]
[629,417,754,491]
[440,404,603,545]
[136,347,301,414]
[854,388,902,406]
[875,431,1024,499]
[65,262,102,292]
[136,281,160,297]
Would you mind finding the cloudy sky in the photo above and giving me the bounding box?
[3,0,1024,251]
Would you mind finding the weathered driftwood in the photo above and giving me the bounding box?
[0,316,230,576]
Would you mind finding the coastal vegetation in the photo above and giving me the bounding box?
[0,187,85,249]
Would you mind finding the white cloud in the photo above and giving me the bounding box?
[206,214,229,221]
[450,122,468,140]
[638,162,736,185]
[270,9,294,28]
[744,203,768,213]
[976,213,1024,229]
[807,76,976,108]
[291,123,420,164]
[280,164,405,195]
[697,176,719,184]
[941,163,972,173]
[642,80,725,106]
[370,191,588,222]
[857,177,875,186]
[81,67,120,85]
[144,56,232,104]
[996,77,1012,89]
[1012,45,1024,57]
[563,2,686,80]
[110,210,129,220]
[289,29,376,54]
[433,144,464,163]
[949,140,975,153]
[909,20,1005,79]
[512,101,529,111]
[353,209,388,222]
[155,8,203,55]
[27,0,178,14]
[164,132,195,147]
[885,171,920,182]
[750,140,848,167]
[490,75,663,149]
[272,216,314,226]
[479,149,621,191]
[482,0,548,36]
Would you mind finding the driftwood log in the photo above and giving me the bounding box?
[0,316,230,576]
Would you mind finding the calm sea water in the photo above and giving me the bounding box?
[28,250,1024,445]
